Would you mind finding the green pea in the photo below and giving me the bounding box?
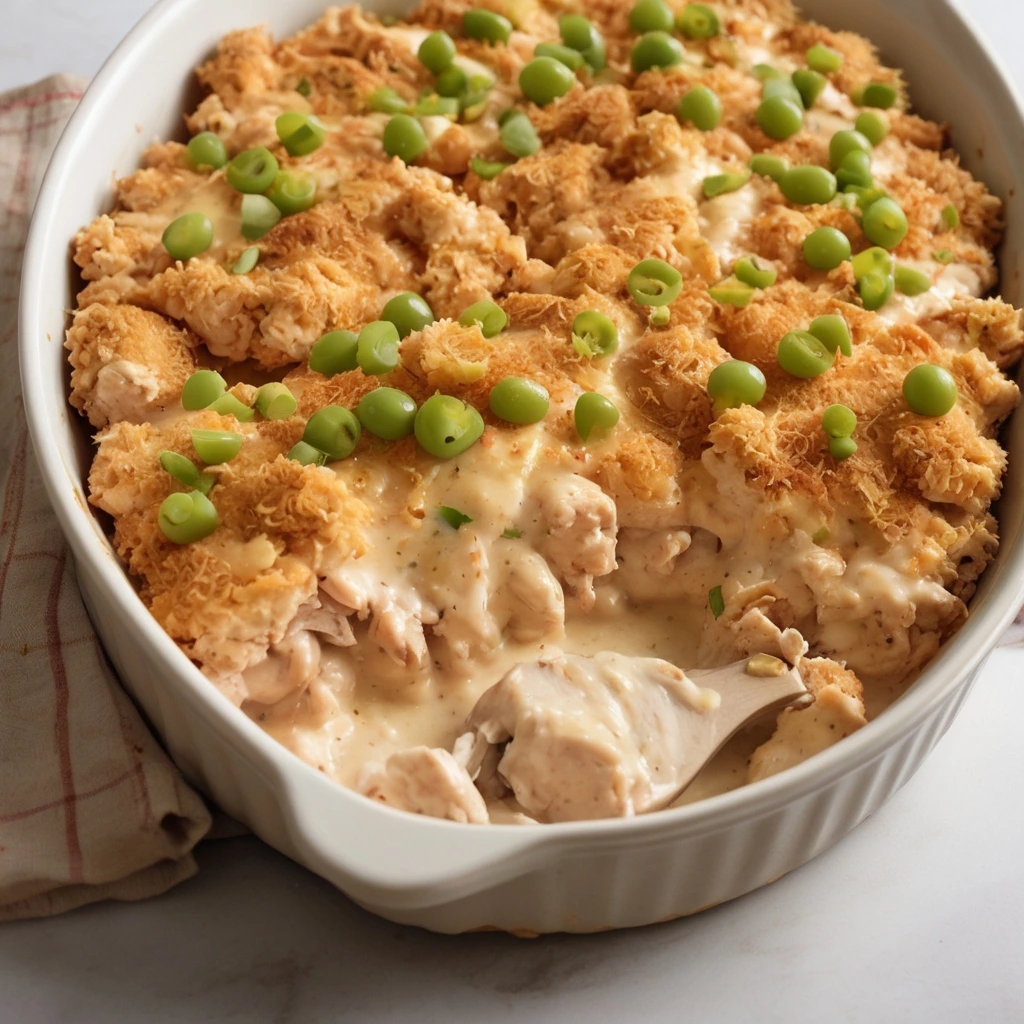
[470,157,509,180]
[856,82,898,109]
[803,226,851,270]
[862,196,908,249]
[894,264,932,296]
[158,491,219,545]
[703,170,751,198]
[159,450,214,495]
[435,65,469,98]
[708,281,754,307]
[162,212,214,261]
[903,364,958,417]
[192,428,244,465]
[383,114,428,163]
[630,31,684,73]
[381,292,434,339]
[559,14,601,53]
[851,246,893,280]
[535,42,584,71]
[822,404,857,438]
[287,441,328,467]
[779,165,837,205]
[463,9,512,45]
[762,77,804,108]
[232,246,260,275]
[460,75,494,120]
[756,96,803,140]
[459,300,507,337]
[520,56,575,106]
[579,37,607,73]
[356,387,418,440]
[275,111,327,157]
[627,258,683,306]
[792,69,827,109]
[777,330,835,379]
[240,194,281,240]
[752,64,783,82]
[489,377,550,424]
[858,270,895,310]
[302,406,361,460]
[829,129,872,170]
[749,153,788,182]
[572,310,619,358]
[414,393,485,458]
[806,43,843,74]
[828,435,857,460]
[266,171,317,215]
[855,110,888,146]
[847,185,888,211]
[808,314,852,357]
[500,111,541,158]
[677,3,720,38]
[649,306,671,326]
[207,393,255,422]
[706,360,767,412]
[368,87,409,114]
[678,86,722,131]
[419,31,456,74]
[309,330,358,376]
[187,132,227,171]
[574,392,619,442]
[835,150,873,190]
[413,94,460,120]
[629,0,674,34]
[734,256,777,289]
[225,147,279,194]
[254,382,297,420]
[941,204,960,229]
[182,369,227,410]
[357,320,401,375]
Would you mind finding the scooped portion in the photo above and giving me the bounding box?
[70,0,1023,826]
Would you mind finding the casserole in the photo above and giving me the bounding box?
[20,0,1024,933]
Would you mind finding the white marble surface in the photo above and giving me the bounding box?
[4,2,1024,1021]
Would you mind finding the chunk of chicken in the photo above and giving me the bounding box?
[358,747,489,824]
[465,652,720,822]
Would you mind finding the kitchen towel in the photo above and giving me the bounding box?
[0,75,212,923]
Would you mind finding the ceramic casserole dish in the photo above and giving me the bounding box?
[19,0,1024,934]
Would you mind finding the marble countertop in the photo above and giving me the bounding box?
[4,2,1024,1021]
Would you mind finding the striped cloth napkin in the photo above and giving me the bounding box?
[0,75,211,922]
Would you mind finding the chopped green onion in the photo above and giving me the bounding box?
[792,69,827,109]
[502,526,523,539]
[571,310,619,358]
[470,157,509,180]
[437,506,473,530]
[703,170,751,199]
[275,112,327,156]
[231,246,260,274]
[254,382,297,420]
[734,256,777,289]
[933,249,955,264]
[192,428,244,465]
[288,441,327,467]
[414,394,485,458]
[708,280,755,307]
[649,306,671,326]
[225,147,279,194]
[240,194,281,240]
[500,111,541,158]
[207,392,255,422]
[356,320,401,375]
[488,377,550,424]
[266,171,317,215]
[942,204,960,229]
[751,64,783,82]
[535,42,585,71]
[708,585,725,618]
[162,212,214,261]
[158,491,219,545]
[707,360,767,412]
[413,94,460,120]
[851,246,893,280]
[894,265,932,296]
[159,450,214,495]
[182,369,227,410]
[302,406,361,460]
[459,300,507,337]
[368,87,408,114]
[777,330,835,379]
[627,258,683,306]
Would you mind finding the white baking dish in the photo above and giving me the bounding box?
[19,0,1024,934]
